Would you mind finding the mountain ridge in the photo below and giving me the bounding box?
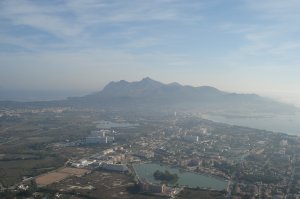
[69,77,297,114]
[0,77,298,115]
[98,77,225,96]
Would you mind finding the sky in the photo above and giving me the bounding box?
[0,0,300,106]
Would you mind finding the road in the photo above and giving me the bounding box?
[285,155,295,199]
[226,179,233,198]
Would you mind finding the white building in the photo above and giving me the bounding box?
[86,130,114,144]
[183,135,199,143]
[103,148,114,155]
[101,163,128,172]
[280,139,288,147]
[135,150,154,159]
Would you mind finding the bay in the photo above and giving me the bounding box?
[203,113,300,136]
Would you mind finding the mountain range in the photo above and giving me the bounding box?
[66,77,297,114]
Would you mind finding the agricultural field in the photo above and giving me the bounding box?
[0,156,65,187]
[47,170,166,199]
[35,167,90,186]
[0,110,95,188]
[176,188,226,199]
[36,172,69,186]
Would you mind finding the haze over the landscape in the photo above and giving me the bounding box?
[1,0,300,106]
[3,2,300,198]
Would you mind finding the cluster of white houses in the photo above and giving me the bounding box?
[85,130,115,144]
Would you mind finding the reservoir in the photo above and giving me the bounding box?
[133,163,228,191]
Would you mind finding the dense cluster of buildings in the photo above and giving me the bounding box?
[138,178,181,197]
[115,116,300,198]
[85,130,115,145]
[40,115,300,198]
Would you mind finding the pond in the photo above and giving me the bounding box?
[133,163,228,190]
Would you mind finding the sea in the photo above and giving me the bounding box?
[1,90,300,136]
[0,90,89,102]
[203,113,300,136]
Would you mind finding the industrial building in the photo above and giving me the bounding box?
[85,130,115,144]
[101,163,128,172]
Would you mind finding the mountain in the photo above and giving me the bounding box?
[95,77,224,98]
[67,77,298,114]
[0,77,297,115]
[100,77,165,97]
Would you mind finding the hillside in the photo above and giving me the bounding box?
[67,77,298,114]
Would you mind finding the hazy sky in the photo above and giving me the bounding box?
[1,0,300,106]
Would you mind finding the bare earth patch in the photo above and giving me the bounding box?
[59,168,89,176]
[35,172,69,186]
[35,167,90,186]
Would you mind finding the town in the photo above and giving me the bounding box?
[1,107,300,199]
